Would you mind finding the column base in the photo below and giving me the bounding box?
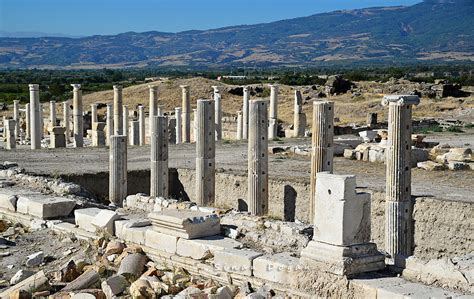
[300,240,385,276]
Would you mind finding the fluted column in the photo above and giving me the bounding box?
[293,90,306,137]
[310,101,334,223]
[29,84,41,149]
[39,103,44,138]
[175,107,182,144]
[90,103,97,130]
[180,85,191,143]
[149,85,158,139]
[151,116,168,198]
[106,103,113,146]
[192,108,197,143]
[71,84,83,147]
[13,100,20,140]
[242,86,250,140]
[139,105,145,146]
[62,101,69,142]
[382,95,420,268]
[122,105,128,143]
[109,135,127,206]
[113,85,123,135]
[130,121,139,146]
[49,100,57,128]
[5,119,16,150]
[236,111,243,140]
[196,99,215,206]
[212,86,222,141]
[248,100,269,216]
[25,103,31,140]
[268,84,278,139]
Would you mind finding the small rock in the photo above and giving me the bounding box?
[10,269,35,285]
[130,278,155,298]
[9,290,31,299]
[105,240,125,255]
[215,286,234,299]
[25,251,44,267]
[101,274,129,298]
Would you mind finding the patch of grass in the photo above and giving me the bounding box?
[446,126,464,133]
[222,139,232,144]
[413,125,443,134]
[465,123,474,129]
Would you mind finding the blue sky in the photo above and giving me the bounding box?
[1,0,422,36]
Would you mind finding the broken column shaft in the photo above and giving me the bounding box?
[109,135,127,206]
[71,84,83,147]
[195,99,215,206]
[122,105,128,142]
[242,86,250,140]
[213,86,222,141]
[150,116,169,198]
[175,107,182,145]
[149,85,158,138]
[382,95,420,268]
[293,90,306,137]
[49,100,57,128]
[180,85,191,143]
[139,105,145,146]
[62,101,69,142]
[5,119,16,150]
[13,100,20,140]
[248,100,269,216]
[309,101,334,223]
[130,121,140,146]
[91,103,97,129]
[268,85,278,139]
[25,103,30,140]
[236,111,243,140]
[29,84,41,149]
[106,103,113,146]
[113,85,123,135]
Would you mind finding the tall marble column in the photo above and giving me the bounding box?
[382,95,420,268]
[248,100,269,216]
[62,101,70,142]
[90,103,98,130]
[175,107,182,145]
[236,111,243,140]
[113,85,123,135]
[195,99,215,206]
[180,85,191,143]
[212,86,222,141]
[25,103,31,140]
[106,103,113,146]
[192,108,197,143]
[71,84,83,147]
[122,105,128,143]
[139,105,145,146]
[293,90,306,137]
[29,84,41,149]
[50,100,57,128]
[109,135,127,207]
[39,103,44,138]
[242,86,250,140]
[268,84,278,139]
[130,121,140,146]
[150,116,169,198]
[309,101,334,223]
[13,100,20,140]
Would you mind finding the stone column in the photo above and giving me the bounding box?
[180,85,191,143]
[242,86,250,140]
[13,100,20,140]
[113,85,123,135]
[236,111,243,140]
[309,101,334,223]
[122,105,128,143]
[293,90,306,137]
[49,126,66,148]
[106,104,113,146]
[192,108,197,143]
[62,101,70,142]
[149,85,158,143]
[212,86,222,141]
[29,84,41,149]
[109,135,127,207]
[39,103,44,138]
[367,112,378,128]
[5,119,16,150]
[130,121,140,146]
[90,104,98,130]
[91,122,106,147]
[248,100,269,216]
[2,116,6,139]
[71,84,83,147]
[157,105,164,117]
[175,107,182,145]
[196,99,215,206]
[25,103,30,140]
[50,100,57,128]
[139,105,145,146]
[268,84,278,139]
[382,95,420,268]
[150,116,169,198]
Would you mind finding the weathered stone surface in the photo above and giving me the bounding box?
[448,161,470,171]
[0,191,17,211]
[75,208,101,233]
[25,251,44,267]
[343,149,355,160]
[115,220,149,245]
[10,270,35,285]
[91,210,120,235]
[176,236,242,260]
[417,161,446,171]
[16,195,75,219]
[145,229,178,254]
[214,248,263,276]
[253,253,300,284]
[149,210,220,239]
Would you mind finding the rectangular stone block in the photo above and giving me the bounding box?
[91,210,120,235]
[16,195,76,219]
[0,191,18,211]
[75,208,101,233]
[176,236,242,260]
[115,219,150,245]
[253,253,301,284]
[149,210,220,239]
[145,229,178,254]
[214,248,263,276]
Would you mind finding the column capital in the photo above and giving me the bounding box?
[243,86,249,91]
[180,85,190,90]
[269,84,279,89]
[211,86,220,93]
[382,95,420,106]
[29,84,39,91]
[113,85,122,91]
[148,85,158,91]
[175,107,182,112]
[70,84,81,90]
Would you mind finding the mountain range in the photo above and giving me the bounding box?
[0,0,473,69]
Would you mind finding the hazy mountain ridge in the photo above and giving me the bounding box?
[0,0,473,69]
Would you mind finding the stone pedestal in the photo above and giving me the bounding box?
[109,135,127,207]
[106,104,113,146]
[113,85,123,135]
[138,105,145,146]
[293,90,306,137]
[5,119,16,150]
[196,99,215,206]
[29,84,41,149]
[150,116,169,198]
[236,111,243,140]
[248,100,268,216]
[175,107,182,145]
[71,84,83,148]
[13,100,20,140]
[242,86,250,140]
[91,122,106,147]
[268,84,278,139]
[382,95,420,268]
[180,85,191,143]
[62,101,70,142]
[49,126,66,148]
[90,103,97,130]
[213,86,222,141]
[301,173,385,276]
[310,101,334,223]
[130,121,140,146]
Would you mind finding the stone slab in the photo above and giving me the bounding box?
[176,236,242,260]
[253,253,301,284]
[0,190,18,211]
[91,210,120,235]
[75,208,101,233]
[214,248,263,276]
[115,220,149,245]
[16,194,76,219]
[144,229,178,254]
